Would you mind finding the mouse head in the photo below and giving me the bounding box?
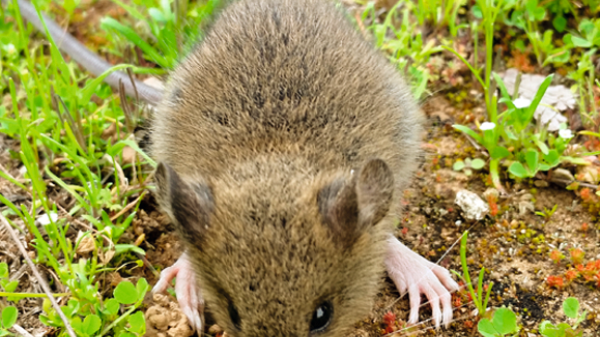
[154,158,395,337]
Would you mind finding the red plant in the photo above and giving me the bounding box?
[487,194,499,216]
[580,188,593,202]
[452,294,462,308]
[581,223,589,232]
[550,249,565,264]
[383,311,396,334]
[570,248,585,265]
[508,50,535,73]
[580,261,598,281]
[546,275,565,289]
[565,269,579,283]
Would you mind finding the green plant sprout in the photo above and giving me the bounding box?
[568,48,598,124]
[539,297,586,337]
[361,1,441,100]
[453,157,486,176]
[453,231,494,319]
[535,204,558,222]
[444,0,505,190]
[478,307,519,337]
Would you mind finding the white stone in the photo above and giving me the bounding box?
[454,190,489,221]
[36,212,58,226]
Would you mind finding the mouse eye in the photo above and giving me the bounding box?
[310,301,333,333]
[228,301,241,330]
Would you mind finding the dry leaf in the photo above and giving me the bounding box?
[122,145,136,164]
[76,231,96,254]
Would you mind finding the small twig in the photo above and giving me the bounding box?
[136,252,159,277]
[126,67,140,109]
[0,213,77,337]
[550,178,599,189]
[461,133,484,153]
[110,191,147,222]
[113,157,128,190]
[12,324,35,337]
[353,11,368,40]
[512,71,522,99]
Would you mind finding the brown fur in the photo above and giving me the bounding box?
[151,0,424,336]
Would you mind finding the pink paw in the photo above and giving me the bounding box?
[152,253,204,332]
[385,236,459,328]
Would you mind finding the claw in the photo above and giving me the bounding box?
[385,236,459,329]
[152,252,205,332]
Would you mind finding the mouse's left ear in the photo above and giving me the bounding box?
[318,159,394,245]
[154,162,214,245]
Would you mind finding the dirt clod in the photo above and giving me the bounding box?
[145,293,194,337]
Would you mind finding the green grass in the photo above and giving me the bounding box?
[0,0,216,335]
[0,0,599,336]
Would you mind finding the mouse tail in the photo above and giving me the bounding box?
[8,0,163,105]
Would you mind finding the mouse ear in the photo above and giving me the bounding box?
[318,159,394,245]
[155,162,214,244]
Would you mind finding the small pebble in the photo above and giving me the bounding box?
[455,189,489,221]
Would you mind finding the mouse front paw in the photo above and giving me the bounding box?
[152,252,205,332]
[384,236,459,329]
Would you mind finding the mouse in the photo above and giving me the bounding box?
[14,0,459,335]
[149,0,458,335]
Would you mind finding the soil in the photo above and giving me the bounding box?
[1,1,600,337]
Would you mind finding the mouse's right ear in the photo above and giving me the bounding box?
[154,162,214,244]
[317,159,394,247]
